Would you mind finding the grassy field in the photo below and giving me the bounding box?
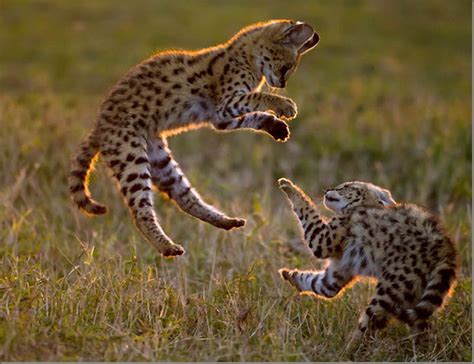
[0,0,471,361]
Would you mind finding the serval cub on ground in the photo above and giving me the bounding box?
[278,178,457,349]
[68,20,319,257]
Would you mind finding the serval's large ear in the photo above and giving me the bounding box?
[279,22,319,54]
[367,183,396,206]
[298,30,319,54]
[376,188,397,206]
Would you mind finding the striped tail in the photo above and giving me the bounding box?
[397,260,457,326]
[68,134,107,215]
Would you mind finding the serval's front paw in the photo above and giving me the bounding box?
[268,121,290,142]
[278,178,298,199]
[273,97,298,120]
[261,115,290,142]
[278,268,302,292]
[220,217,246,230]
[279,268,292,281]
[161,243,185,258]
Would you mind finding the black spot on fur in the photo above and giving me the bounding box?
[127,173,138,182]
[135,157,149,164]
[160,177,175,187]
[414,305,432,319]
[173,67,184,75]
[378,299,394,314]
[404,291,415,302]
[71,169,87,179]
[152,156,171,169]
[207,51,225,76]
[130,183,143,194]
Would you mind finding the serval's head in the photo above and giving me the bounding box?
[324,181,397,213]
[242,20,319,88]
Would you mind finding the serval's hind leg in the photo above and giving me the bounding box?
[102,129,184,257]
[148,137,245,230]
[346,281,393,354]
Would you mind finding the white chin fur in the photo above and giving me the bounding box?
[324,201,338,213]
[323,199,345,213]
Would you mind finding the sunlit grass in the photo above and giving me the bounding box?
[0,0,471,361]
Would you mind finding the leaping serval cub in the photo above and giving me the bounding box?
[68,20,319,257]
[277,178,457,349]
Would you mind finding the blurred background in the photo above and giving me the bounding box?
[0,0,471,361]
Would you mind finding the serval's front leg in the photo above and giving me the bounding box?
[279,261,353,298]
[212,89,298,142]
[148,137,245,230]
[346,281,394,354]
[218,92,298,120]
[214,111,291,142]
[278,178,346,258]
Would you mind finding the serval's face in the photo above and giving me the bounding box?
[257,20,319,88]
[324,181,397,213]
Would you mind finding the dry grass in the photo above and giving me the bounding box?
[0,0,471,361]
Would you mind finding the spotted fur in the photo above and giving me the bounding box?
[68,20,319,257]
[278,178,458,348]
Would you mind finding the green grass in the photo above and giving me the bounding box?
[0,0,471,361]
